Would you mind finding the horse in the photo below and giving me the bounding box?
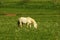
[18,17,37,29]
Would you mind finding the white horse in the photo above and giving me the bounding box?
[18,17,37,29]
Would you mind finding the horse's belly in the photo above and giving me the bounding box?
[22,20,27,23]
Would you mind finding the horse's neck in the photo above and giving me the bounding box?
[32,19,36,24]
[34,21,37,25]
[27,17,37,24]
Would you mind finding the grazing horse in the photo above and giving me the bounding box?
[18,17,37,29]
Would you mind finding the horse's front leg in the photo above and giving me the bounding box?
[30,24,31,28]
[27,23,29,28]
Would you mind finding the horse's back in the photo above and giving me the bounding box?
[19,17,27,23]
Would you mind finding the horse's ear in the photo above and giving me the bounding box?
[18,20,20,27]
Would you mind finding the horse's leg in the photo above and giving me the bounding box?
[27,23,29,28]
[30,24,31,28]
[20,22,22,27]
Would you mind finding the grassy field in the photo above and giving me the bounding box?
[0,1,60,40]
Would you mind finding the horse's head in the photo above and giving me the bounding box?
[34,22,37,29]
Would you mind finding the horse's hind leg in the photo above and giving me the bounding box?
[20,22,22,28]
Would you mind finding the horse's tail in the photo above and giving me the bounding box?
[18,20,20,27]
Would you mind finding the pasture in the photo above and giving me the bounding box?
[0,1,60,40]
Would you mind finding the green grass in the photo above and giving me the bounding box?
[0,1,60,9]
[0,1,60,40]
[0,8,60,15]
[0,10,60,40]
